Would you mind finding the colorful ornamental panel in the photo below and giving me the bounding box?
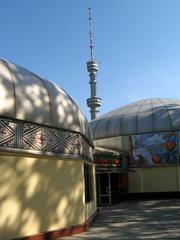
[0,117,93,161]
[130,132,179,167]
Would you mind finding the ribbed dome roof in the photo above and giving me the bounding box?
[91,98,180,140]
[0,59,93,145]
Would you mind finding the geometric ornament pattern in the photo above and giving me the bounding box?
[64,131,80,155]
[0,117,93,161]
[22,123,59,152]
[0,118,16,147]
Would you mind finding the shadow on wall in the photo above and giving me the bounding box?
[0,60,94,239]
[0,156,84,240]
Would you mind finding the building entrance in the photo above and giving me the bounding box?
[97,172,129,205]
[97,173,111,205]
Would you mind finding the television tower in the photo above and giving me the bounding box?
[86,8,102,120]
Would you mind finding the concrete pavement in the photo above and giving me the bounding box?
[60,199,180,239]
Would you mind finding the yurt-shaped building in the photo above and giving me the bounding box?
[91,98,180,204]
[0,59,97,240]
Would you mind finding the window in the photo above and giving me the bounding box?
[84,164,94,203]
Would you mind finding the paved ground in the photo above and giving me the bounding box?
[60,199,180,239]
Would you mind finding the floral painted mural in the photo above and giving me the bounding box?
[130,132,179,167]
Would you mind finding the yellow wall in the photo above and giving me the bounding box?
[0,153,97,240]
[129,166,180,193]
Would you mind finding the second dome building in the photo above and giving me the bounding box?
[91,98,180,205]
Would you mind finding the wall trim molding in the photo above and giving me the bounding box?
[0,146,91,162]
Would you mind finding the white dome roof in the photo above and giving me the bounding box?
[91,98,180,140]
[0,59,92,145]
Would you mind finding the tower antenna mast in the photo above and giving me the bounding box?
[86,8,102,120]
[88,8,94,61]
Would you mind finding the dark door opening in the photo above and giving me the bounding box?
[96,172,129,205]
[97,173,111,205]
[111,173,129,204]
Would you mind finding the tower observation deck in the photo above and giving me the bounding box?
[86,8,102,120]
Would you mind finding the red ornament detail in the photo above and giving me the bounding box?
[38,132,45,146]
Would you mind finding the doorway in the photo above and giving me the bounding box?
[97,172,129,205]
[97,173,111,205]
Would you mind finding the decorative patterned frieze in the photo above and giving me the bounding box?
[0,118,16,147]
[64,131,80,155]
[0,117,93,161]
[22,123,59,152]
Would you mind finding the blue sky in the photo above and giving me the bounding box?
[1,0,180,119]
